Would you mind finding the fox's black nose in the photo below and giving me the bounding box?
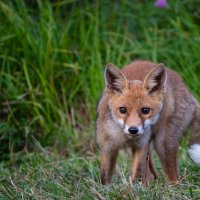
[128,126,139,134]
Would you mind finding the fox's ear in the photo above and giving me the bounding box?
[105,63,128,94]
[143,63,166,95]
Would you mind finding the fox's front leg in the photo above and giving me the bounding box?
[100,150,118,185]
[131,148,142,181]
[132,145,156,185]
[154,133,179,184]
[131,147,149,183]
[149,153,157,180]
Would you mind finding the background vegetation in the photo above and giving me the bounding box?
[0,0,200,199]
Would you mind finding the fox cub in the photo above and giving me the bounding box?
[96,61,200,185]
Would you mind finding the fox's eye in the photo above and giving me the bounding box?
[119,107,127,114]
[141,107,150,114]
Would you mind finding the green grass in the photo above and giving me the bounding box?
[0,149,200,199]
[0,0,200,199]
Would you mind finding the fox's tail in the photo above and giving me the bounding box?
[188,102,200,165]
[188,144,200,165]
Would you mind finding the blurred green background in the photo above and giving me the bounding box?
[1,0,200,160]
[0,0,200,198]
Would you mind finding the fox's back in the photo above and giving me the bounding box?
[121,61,155,81]
[122,61,183,87]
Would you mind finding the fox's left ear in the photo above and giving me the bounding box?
[104,63,128,94]
[143,63,166,95]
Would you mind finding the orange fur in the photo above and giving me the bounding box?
[96,61,200,185]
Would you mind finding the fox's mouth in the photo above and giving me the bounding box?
[126,133,141,138]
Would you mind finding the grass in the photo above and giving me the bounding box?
[0,149,200,199]
[0,0,200,199]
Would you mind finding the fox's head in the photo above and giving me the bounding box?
[105,63,166,139]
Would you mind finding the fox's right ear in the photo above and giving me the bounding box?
[104,63,128,94]
[143,63,166,95]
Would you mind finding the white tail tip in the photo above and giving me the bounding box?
[188,144,200,165]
